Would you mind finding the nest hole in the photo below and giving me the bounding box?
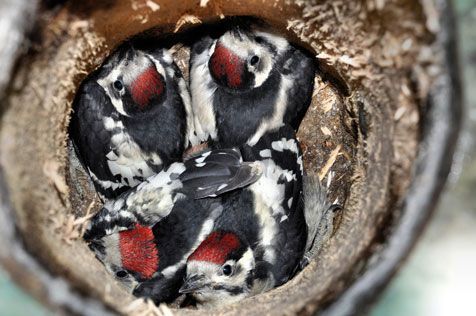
[0,1,429,314]
[66,17,357,310]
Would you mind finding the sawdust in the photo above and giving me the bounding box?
[131,0,160,12]
[174,15,202,33]
[50,201,96,244]
[43,160,69,196]
[319,145,342,181]
[125,298,173,316]
[200,0,210,7]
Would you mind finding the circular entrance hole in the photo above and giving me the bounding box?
[0,1,460,315]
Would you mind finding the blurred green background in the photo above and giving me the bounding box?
[1,0,475,315]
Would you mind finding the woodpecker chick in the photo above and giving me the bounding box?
[181,126,307,307]
[84,148,262,303]
[180,231,255,306]
[190,27,316,147]
[70,43,196,200]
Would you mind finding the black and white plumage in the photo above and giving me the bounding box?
[83,148,262,303]
[180,126,307,307]
[179,28,316,307]
[189,27,316,147]
[70,44,197,200]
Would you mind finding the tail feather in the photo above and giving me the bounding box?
[300,175,341,268]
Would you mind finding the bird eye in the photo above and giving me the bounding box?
[116,270,128,278]
[250,55,260,66]
[222,264,233,276]
[113,80,124,91]
[255,36,264,44]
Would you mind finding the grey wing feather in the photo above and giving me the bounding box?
[301,175,340,268]
[180,148,262,199]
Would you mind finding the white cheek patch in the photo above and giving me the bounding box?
[98,50,167,117]
[186,260,219,282]
[101,234,122,269]
[97,67,129,117]
[251,53,272,88]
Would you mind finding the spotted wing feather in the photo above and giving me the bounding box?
[70,80,126,199]
[180,148,262,199]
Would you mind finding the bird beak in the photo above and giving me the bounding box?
[179,274,207,294]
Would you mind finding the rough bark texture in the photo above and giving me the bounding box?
[0,0,458,315]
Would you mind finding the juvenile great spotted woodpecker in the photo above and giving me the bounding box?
[189,26,316,147]
[84,148,262,303]
[70,43,197,200]
[180,126,308,307]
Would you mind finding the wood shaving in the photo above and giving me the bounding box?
[43,160,68,195]
[50,201,96,244]
[374,0,386,11]
[421,0,440,33]
[145,0,160,11]
[401,38,413,51]
[319,145,342,181]
[321,126,332,136]
[125,298,172,316]
[174,15,202,33]
[68,20,91,37]
[401,83,411,97]
[320,97,335,113]
[131,0,160,12]
[394,107,407,121]
[200,0,210,7]
[339,55,358,67]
